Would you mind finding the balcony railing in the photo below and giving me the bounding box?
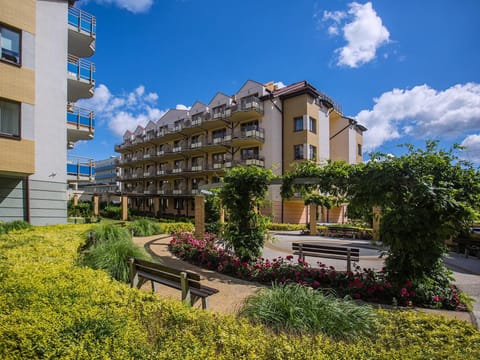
[67,155,95,178]
[66,104,95,130]
[68,7,96,37]
[68,54,95,84]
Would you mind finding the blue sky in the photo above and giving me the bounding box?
[73,0,480,164]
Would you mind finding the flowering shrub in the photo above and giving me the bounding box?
[169,232,468,311]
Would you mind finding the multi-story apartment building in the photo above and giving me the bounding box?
[115,80,366,223]
[78,156,120,202]
[0,1,96,225]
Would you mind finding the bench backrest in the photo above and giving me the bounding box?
[292,243,360,260]
[129,257,202,289]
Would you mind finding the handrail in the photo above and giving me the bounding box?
[66,103,95,130]
[68,7,96,37]
[68,54,95,83]
[67,155,95,177]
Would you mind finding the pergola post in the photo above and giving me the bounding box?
[372,206,381,241]
[153,198,160,217]
[121,195,128,221]
[195,195,205,239]
[73,194,79,206]
[309,203,317,235]
[93,194,99,216]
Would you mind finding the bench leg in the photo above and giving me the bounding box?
[202,297,208,310]
[347,249,351,273]
[180,272,191,305]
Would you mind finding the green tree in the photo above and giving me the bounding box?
[349,142,480,282]
[281,143,480,284]
[219,166,275,261]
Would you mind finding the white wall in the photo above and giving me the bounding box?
[318,105,330,162]
[262,97,283,176]
[33,0,68,183]
[348,127,356,164]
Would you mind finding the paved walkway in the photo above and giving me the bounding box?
[134,232,479,327]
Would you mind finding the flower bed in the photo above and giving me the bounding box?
[169,232,468,311]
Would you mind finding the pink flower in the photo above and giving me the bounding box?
[312,280,320,289]
[433,295,440,302]
[400,288,409,297]
[286,255,293,261]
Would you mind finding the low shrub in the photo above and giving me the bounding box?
[239,283,379,339]
[0,220,32,234]
[267,223,306,231]
[128,219,163,237]
[162,222,194,234]
[1,226,479,358]
[85,224,131,248]
[100,205,123,220]
[169,232,469,311]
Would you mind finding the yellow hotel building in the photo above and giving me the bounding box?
[115,80,366,224]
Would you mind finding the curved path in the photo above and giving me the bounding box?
[133,233,477,325]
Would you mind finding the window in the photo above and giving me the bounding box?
[241,147,259,160]
[0,98,20,138]
[294,116,303,132]
[309,117,317,133]
[308,145,317,160]
[192,156,202,166]
[358,144,362,156]
[213,152,226,163]
[212,128,226,139]
[241,121,258,132]
[294,144,304,160]
[0,25,20,64]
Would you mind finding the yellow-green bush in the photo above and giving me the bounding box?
[1,225,479,359]
[161,222,195,234]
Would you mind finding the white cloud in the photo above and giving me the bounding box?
[78,83,165,137]
[355,83,480,152]
[460,134,480,164]
[176,104,191,110]
[274,81,286,89]
[321,2,390,68]
[86,0,153,13]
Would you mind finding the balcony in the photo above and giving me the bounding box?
[68,54,95,101]
[68,7,96,58]
[238,155,265,168]
[66,104,95,142]
[230,98,263,122]
[212,160,232,170]
[232,127,265,147]
[67,156,95,182]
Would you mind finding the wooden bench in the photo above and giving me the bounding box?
[292,243,360,272]
[326,226,360,239]
[128,257,219,309]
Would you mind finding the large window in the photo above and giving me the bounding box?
[0,98,20,138]
[294,144,304,160]
[308,144,317,160]
[294,116,303,132]
[241,147,259,160]
[0,25,20,64]
[309,116,317,133]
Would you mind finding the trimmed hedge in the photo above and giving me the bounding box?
[161,222,194,234]
[0,226,479,359]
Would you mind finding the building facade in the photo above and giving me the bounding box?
[77,156,121,203]
[115,80,366,223]
[0,0,96,225]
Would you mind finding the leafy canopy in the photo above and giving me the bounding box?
[219,166,275,261]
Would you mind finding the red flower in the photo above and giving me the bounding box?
[312,280,320,289]
[400,288,408,297]
[404,280,412,287]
